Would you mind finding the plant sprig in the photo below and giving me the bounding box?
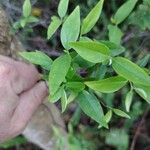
[20,0,150,128]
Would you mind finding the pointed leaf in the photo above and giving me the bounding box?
[112,57,150,86]
[61,6,80,50]
[105,110,112,123]
[98,110,112,128]
[61,90,68,112]
[81,0,104,35]
[85,76,127,93]
[125,90,133,112]
[113,0,138,25]
[49,85,64,103]
[66,82,85,92]
[27,16,39,23]
[137,55,150,67]
[108,25,123,45]
[77,91,107,127]
[47,16,62,40]
[19,51,53,70]
[67,92,78,104]
[49,54,71,95]
[23,0,32,17]
[80,36,93,42]
[20,18,27,28]
[113,108,131,119]
[69,41,110,63]
[73,55,94,68]
[100,40,125,56]
[58,0,69,18]
[134,84,150,103]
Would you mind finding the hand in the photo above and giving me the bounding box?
[0,55,48,142]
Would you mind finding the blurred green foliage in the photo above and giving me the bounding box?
[0,137,27,149]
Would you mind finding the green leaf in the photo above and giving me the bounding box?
[58,0,69,18]
[73,55,94,68]
[77,91,107,127]
[108,25,123,45]
[20,16,38,28]
[100,40,125,56]
[66,66,83,81]
[20,18,27,28]
[112,57,150,86]
[144,68,150,75]
[49,54,71,96]
[81,0,104,35]
[23,0,32,18]
[49,85,64,103]
[19,51,53,70]
[90,64,107,80]
[106,129,129,150]
[85,76,127,93]
[68,92,78,104]
[61,89,68,112]
[98,110,112,128]
[113,0,138,25]
[27,16,39,23]
[61,6,80,50]
[113,108,131,119]
[47,16,62,40]
[105,110,112,123]
[80,36,93,42]
[128,3,150,30]
[125,90,133,112]
[69,41,110,63]
[66,82,85,92]
[143,0,150,7]
[137,55,150,67]
[70,107,81,126]
[0,137,27,149]
[134,84,150,103]
[13,21,22,30]
[144,0,150,6]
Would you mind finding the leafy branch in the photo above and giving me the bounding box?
[19,0,150,128]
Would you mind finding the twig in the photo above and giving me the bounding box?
[130,107,150,150]
[122,31,150,44]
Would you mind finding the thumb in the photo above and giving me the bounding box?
[11,81,48,132]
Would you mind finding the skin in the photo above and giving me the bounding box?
[0,55,48,143]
